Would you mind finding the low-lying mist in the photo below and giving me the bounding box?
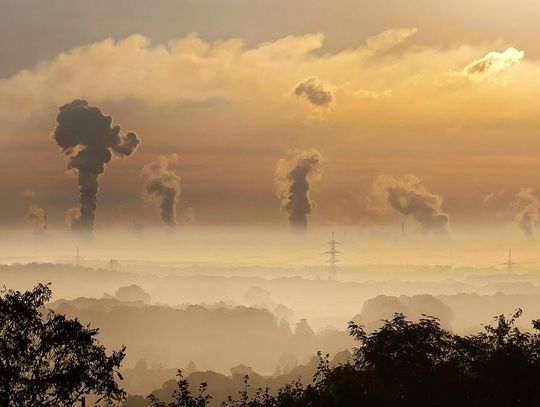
[2,224,540,399]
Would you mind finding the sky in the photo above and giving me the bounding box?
[2,0,540,237]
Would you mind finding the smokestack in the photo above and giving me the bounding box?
[52,100,141,232]
[275,149,322,230]
[142,154,181,228]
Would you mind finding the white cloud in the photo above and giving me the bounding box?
[463,47,524,78]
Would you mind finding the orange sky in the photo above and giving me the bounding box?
[1,1,540,235]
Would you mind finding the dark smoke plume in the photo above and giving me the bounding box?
[293,78,334,107]
[372,175,449,234]
[52,100,140,231]
[275,149,322,230]
[142,154,181,228]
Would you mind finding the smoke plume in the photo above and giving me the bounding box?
[52,100,141,231]
[371,175,449,233]
[22,190,47,232]
[142,154,181,227]
[184,207,196,225]
[24,205,47,232]
[293,78,334,108]
[275,149,322,229]
[513,188,540,243]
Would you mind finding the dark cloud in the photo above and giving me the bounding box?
[275,149,322,230]
[52,100,141,231]
[142,154,181,228]
[293,78,334,107]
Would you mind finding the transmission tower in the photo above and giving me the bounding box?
[323,232,342,280]
[501,248,517,274]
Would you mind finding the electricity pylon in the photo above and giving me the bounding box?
[323,232,342,280]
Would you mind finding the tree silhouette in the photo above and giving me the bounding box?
[139,311,540,407]
[0,284,126,406]
[148,370,211,407]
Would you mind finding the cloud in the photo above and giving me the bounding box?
[293,77,334,107]
[351,88,392,99]
[365,27,418,53]
[275,149,322,229]
[0,30,536,131]
[512,188,540,243]
[142,154,181,228]
[464,47,524,78]
[1,30,539,227]
[367,175,449,233]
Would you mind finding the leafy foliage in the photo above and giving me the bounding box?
[148,311,540,407]
[0,284,126,406]
[149,370,211,407]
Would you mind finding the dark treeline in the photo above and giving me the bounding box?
[130,310,540,407]
[4,284,540,406]
[122,351,351,406]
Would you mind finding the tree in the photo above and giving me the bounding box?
[148,370,211,407]
[0,284,126,406]
[115,285,151,304]
[136,311,540,407]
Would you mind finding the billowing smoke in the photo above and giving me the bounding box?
[293,78,334,107]
[24,205,47,232]
[52,100,141,231]
[513,188,540,243]
[371,175,449,233]
[142,154,181,227]
[65,207,80,228]
[275,149,322,229]
[22,190,47,232]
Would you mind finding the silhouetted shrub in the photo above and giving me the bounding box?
[147,310,540,406]
[0,284,126,406]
